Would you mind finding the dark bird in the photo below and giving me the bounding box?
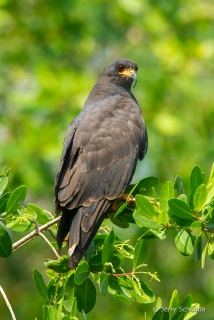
[55,58,148,269]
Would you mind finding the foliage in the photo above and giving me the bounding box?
[1,164,214,319]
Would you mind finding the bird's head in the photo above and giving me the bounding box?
[102,58,138,89]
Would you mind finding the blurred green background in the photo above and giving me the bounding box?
[0,0,214,319]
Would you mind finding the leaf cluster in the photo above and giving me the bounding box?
[40,227,156,319]
[1,164,214,318]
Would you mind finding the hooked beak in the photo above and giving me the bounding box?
[118,69,138,88]
[130,71,137,88]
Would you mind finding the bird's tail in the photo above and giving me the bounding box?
[57,199,111,269]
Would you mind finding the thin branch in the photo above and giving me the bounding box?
[12,216,61,252]
[39,232,60,259]
[0,285,16,320]
[33,221,60,258]
[91,270,158,279]
[204,225,214,233]
[0,216,61,262]
[47,227,57,240]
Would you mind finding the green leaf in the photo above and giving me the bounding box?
[28,203,50,224]
[70,297,77,318]
[177,194,188,203]
[169,290,179,318]
[183,303,201,320]
[133,238,148,267]
[20,205,37,219]
[0,176,8,196]
[189,166,204,207]
[6,185,27,213]
[152,309,169,320]
[122,210,135,224]
[84,240,94,262]
[208,242,214,260]
[190,166,204,193]
[64,274,75,301]
[132,279,155,303]
[191,221,202,228]
[48,306,58,320]
[138,176,162,196]
[160,181,175,211]
[63,296,77,314]
[174,175,184,196]
[157,210,169,225]
[42,305,48,320]
[102,229,115,265]
[111,293,132,305]
[82,310,87,320]
[3,167,11,176]
[33,269,49,301]
[201,243,208,269]
[110,212,129,228]
[133,211,161,229]
[47,279,56,301]
[175,230,193,256]
[194,235,202,261]
[169,215,193,228]
[108,276,123,294]
[44,255,70,273]
[208,163,214,183]
[125,183,139,196]
[193,184,207,211]
[0,224,12,258]
[171,294,192,320]
[119,277,155,304]
[168,199,194,220]
[5,218,33,232]
[114,203,127,218]
[135,195,157,219]
[90,254,120,272]
[156,296,162,310]
[75,278,96,314]
[5,206,36,232]
[94,234,107,248]
[89,254,103,272]
[150,229,166,240]
[74,261,90,285]
[205,180,214,205]
[105,256,120,272]
[0,192,10,214]
[99,272,109,296]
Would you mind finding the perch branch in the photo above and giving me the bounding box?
[0,216,61,262]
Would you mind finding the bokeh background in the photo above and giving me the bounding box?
[1,0,214,319]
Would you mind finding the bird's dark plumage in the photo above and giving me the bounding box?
[55,58,148,268]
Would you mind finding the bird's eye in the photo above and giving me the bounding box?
[117,65,125,72]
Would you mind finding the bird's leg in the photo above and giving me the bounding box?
[110,194,135,212]
[111,200,118,212]
[119,194,135,203]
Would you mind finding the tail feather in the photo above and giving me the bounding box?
[56,208,73,250]
[68,209,83,258]
[56,199,112,269]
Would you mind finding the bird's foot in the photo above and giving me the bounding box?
[110,194,135,212]
[119,194,135,203]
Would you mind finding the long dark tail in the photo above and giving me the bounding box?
[56,199,112,269]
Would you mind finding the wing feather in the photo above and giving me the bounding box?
[55,94,148,268]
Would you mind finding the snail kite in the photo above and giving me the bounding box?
[55,58,148,268]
